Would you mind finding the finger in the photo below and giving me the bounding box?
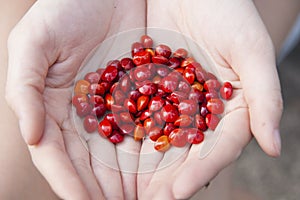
[137,139,163,198]
[232,38,283,157]
[6,22,56,145]
[29,116,90,200]
[172,108,251,199]
[87,134,124,200]
[63,129,105,200]
[116,136,141,199]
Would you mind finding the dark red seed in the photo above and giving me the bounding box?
[155,88,167,98]
[188,89,205,103]
[133,51,151,66]
[177,80,191,92]
[100,82,111,93]
[140,35,153,48]
[104,113,119,130]
[129,90,142,101]
[83,115,98,133]
[76,102,92,117]
[109,130,124,144]
[183,68,195,84]
[178,100,198,115]
[110,82,119,94]
[134,65,151,82]
[207,98,224,115]
[138,83,158,96]
[124,98,137,114]
[148,96,165,112]
[88,83,105,96]
[107,60,122,71]
[186,128,204,144]
[168,91,187,104]
[117,70,126,81]
[155,44,172,58]
[195,67,207,83]
[156,67,171,77]
[101,65,118,82]
[148,127,163,141]
[91,103,107,119]
[168,57,181,69]
[205,114,220,130]
[205,90,219,100]
[169,128,187,147]
[131,42,144,57]
[200,105,209,117]
[220,82,233,100]
[161,104,179,122]
[152,55,169,65]
[139,109,152,121]
[163,123,176,136]
[98,119,112,137]
[120,57,135,70]
[84,72,101,84]
[195,114,208,131]
[119,74,132,93]
[137,95,149,111]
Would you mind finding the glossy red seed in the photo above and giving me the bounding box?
[153,111,165,126]
[220,82,233,100]
[134,124,145,141]
[186,128,204,144]
[173,48,188,59]
[119,112,134,124]
[148,96,165,112]
[204,79,221,91]
[181,57,195,68]
[91,103,107,119]
[169,129,187,147]
[88,83,105,96]
[134,65,151,81]
[101,65,118,82]
[110,82,119,94]
[199,105,209,117]
[168,57,181,69]
[104,113,119,130]
[163,123,176,136]
[155,44,171,58]
[195,114,208,131]
[154,135,170,152]
[105,94,114,110]
[207,98,224,114]
[183,68,195,84]
[109,130,124,144]
[139,109,152,121]
[174,115,193,127]
[107,60,122,71]
[152,55,169,65]
[129,90,142,101]
[149,127,163,141]
[160,75,179,93]
[138,83,158,96]
[161,105,179,122]
[140,35,153,48]
[168,91,187,104]
[195,68,207,83]
[117,70,126,81]
[119,74,132,93]
[74,80,90,95]
[133,51,151,66]
[72,94,88,107]
[137,95,149,111]
[83,115,98,133]
[178,100,198,115]
[120,57,135,70]
[98,119,112,137]
[124,98,137,114]
[89,95,104,105]
[156,67,171,77]
[76,102,92,117]
[84,72,101,84]
[143,117,154,133]
[177,80,191,92]
[205,114,220,130]
[100,82,111,93]
[131,42,144,57]
[155,88,167,98]
[205,90,219,100]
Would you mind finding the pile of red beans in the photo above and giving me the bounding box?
[72,35,233,152]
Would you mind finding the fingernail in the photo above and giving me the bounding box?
[273,129,281,156]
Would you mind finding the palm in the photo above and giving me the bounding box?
[138,0,281,199]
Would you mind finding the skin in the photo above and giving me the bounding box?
[1,0,299,199]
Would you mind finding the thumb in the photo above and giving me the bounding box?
[6,21,56,145]
[233,36,283,157]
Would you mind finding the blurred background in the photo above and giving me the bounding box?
[233,43,300,200]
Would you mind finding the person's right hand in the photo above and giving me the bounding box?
[6,0,145,199]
